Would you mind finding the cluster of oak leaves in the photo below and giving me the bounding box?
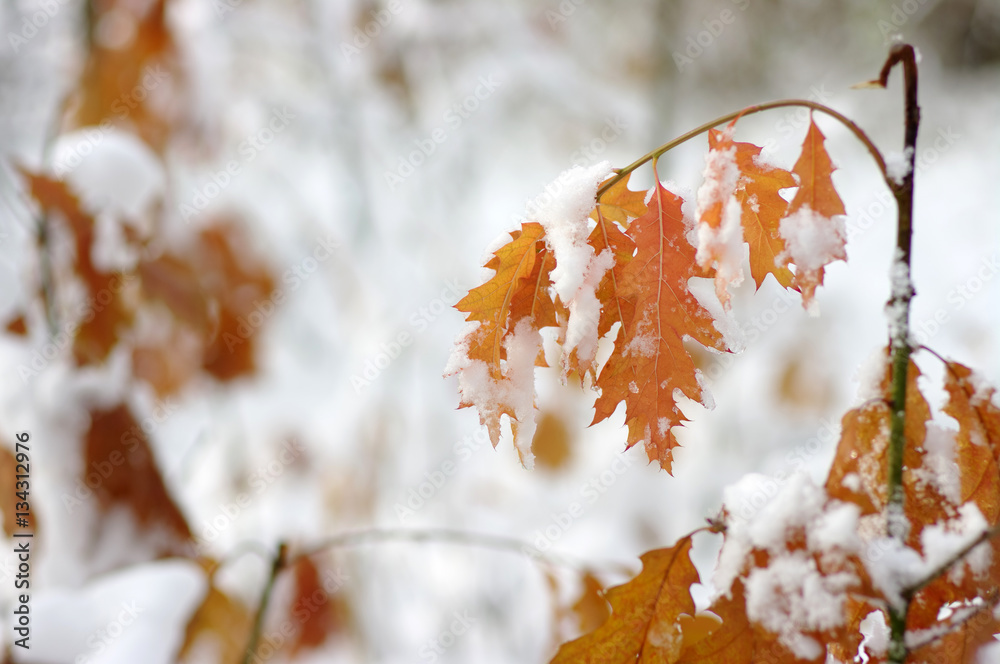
[6,0,346,659]
[447,119,1000,661]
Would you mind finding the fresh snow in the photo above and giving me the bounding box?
[527,161,612,303]
[695,125,745,303]
[858,610,890,662]
[563,249,615,370]
[14,559,205,664]
[916,423,960,505]
[865,504,990,608]
[445,319,541,468]
[886,147,914,185]
[714,473,861,655]
[778,205,846,273]
[524,162,615,376]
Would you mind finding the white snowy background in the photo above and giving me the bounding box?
[0,0,998,662]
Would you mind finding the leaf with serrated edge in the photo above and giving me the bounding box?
[719,131,797,290]
[456,222,550,373]
[551,536,699,663]
[451,222,557,457]
[593,172,648,227]
[781,117,847,306]
[593,168,727,473]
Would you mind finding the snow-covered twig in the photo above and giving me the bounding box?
[902,522,1000,599]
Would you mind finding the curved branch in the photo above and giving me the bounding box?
[596,98,889,200]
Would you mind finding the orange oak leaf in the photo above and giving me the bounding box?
[565,176,643,380]
[572,571,612,636]
[593,169,727,472]
[455,222,552,373]
[944,360,1000,466]
[593,173,648,227]
[450,222,557,461]
[825,356,950,552]
[587,214,635,341]
[509,243,559,342]
[942,361,1000,532]
[675,581,801,664]
[724,133,797,291]
[550,535,699,663]
[779,117,847,307]
[825,353,1000,647]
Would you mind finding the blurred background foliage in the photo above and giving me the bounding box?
[0,0,997,662]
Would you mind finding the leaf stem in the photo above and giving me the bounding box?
[595,98,889,200]
[882,43,921,664]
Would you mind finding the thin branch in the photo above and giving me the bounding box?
[234,527,643,662]
[242,542,288,664]
[36,211,58,337]
[290,526,633,576]
[905,589,1000,652]
[595,98,889,201]
[903,522,1000,599]
[0,164,59,336]
[881,42,921,664]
